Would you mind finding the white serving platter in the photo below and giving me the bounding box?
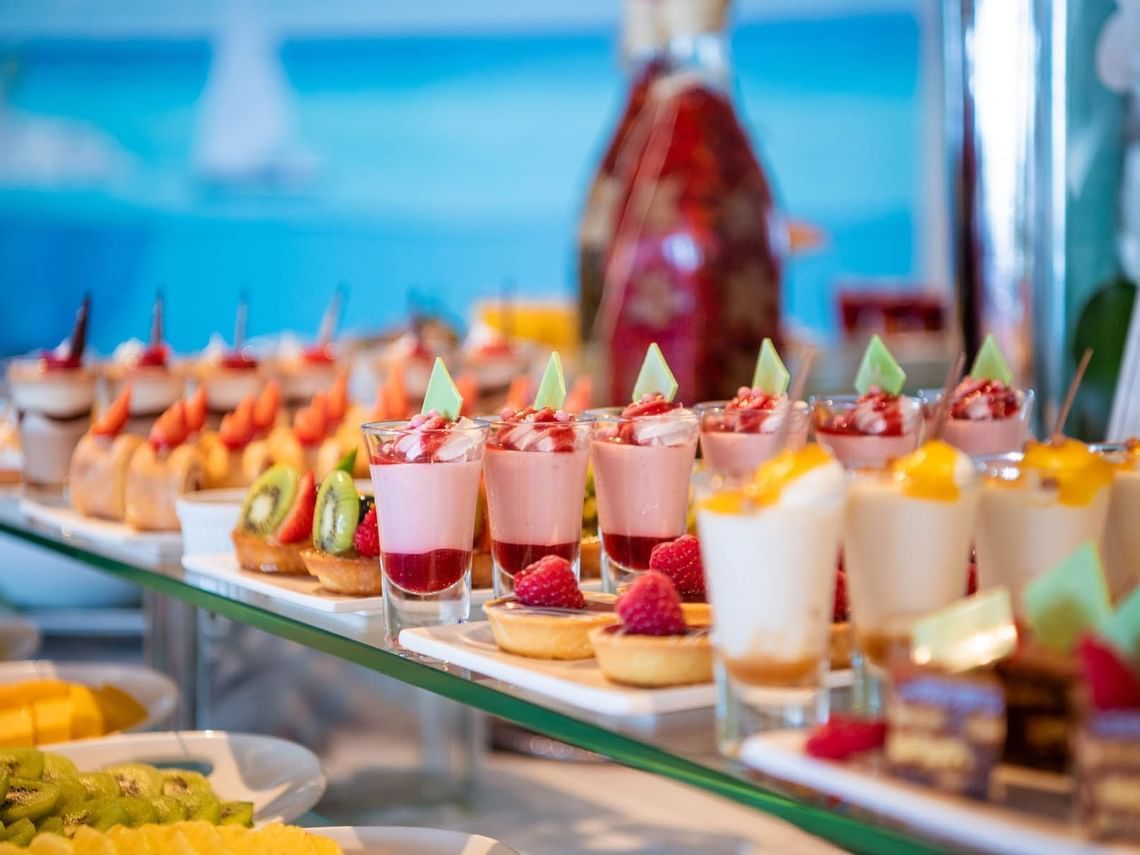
[50,730,325,825]
[20,499,182,564]
[312,826,520,855]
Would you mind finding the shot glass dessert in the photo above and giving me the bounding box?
[696,444,847,753]
[272,335,340,417]
[1094,441,1140,600]
[697,395,810,478]
[103,294,185,436]
[975,439,1113,611]
[196,336,264,426]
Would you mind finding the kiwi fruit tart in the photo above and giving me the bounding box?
[300,469,382,596]
[231,463,312,574]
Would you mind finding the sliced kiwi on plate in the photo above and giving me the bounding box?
[62,797,129,834]
[36,815,63,835]
[40,754,78,783]
[159,768,211,799]
[3,817,34,846]
[1,778,60,823]
[0,749,43,782]
[219,800,254,826]
[177,791,222,823]
[313,469,359,555]
[151,794,188,824]
[239,464,300,535]
[78,771,121,801]
[118,795,158,827]
[103,763,163,798]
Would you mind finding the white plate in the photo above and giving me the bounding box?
[0,661,177,733]
[739,730,1117,855]
[183,552,385,614]
[21,499,182,564]
[312,826,519,855]
[49,731,325,824]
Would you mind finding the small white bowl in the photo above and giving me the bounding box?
[175,489,245,556]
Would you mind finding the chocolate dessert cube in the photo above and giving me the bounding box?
[995,645,1078,772]
[886,667,1005,798]
[1076,706,1140,839]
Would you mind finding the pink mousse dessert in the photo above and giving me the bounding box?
[812,390,921,469]
[366,412,488,597]
[589,395,699,589]
[921,380,1034,458]
[481,407,591,594]
[697,389,810,478]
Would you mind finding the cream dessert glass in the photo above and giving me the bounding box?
[1093,441,1140,601]
[104,340,186,436]
[479,409,592,597]
[975,440,1112,612]
[588,397,699,592]
[364,415,489,637]
[196,338,264,427]
[8,357,96,487]
[918,383,1034,458]
[697,445,846,753]
[811,391,921,469]
[696,393,810,478]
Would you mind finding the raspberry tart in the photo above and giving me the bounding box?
[485,555,617,660]
[300,469,382,596]
[68,386,144,522]
[231,464,312,574]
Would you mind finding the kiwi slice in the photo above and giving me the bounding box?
[159,768,211,799]
[3,817,34,846]
[312,469,359,554]
[78,772,121,801]
[218,800,254,827]
[177,791,221,823]
[36,815,63,835]
[41,754,78,783]
[53,776,87,812]
[1,779,60,823]
[118,795,158,828]
[103,764,163,798]
[62,797,128,834]
[239,464,300,535]
[150,794,187,824]
[0,750,43,782]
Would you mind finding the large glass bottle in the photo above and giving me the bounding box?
[577,0,667,348]
[599,0,784,404]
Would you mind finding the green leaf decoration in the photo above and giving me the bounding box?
[911,588,1017,672]
[751,338,790,395]
[533,352,567,410]
[1023,541,1112,654]
[421,357,463,421]
[335,448,357,474]
[969,334,1014,385]
[631,343,678,402]
[854,334,906,396]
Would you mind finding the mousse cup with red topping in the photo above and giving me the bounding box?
[195,337,264,426]
[104,340,186,436]
[697,389,810,478]
[919,380,1034,458]
[272,336,340,416]
[479,407,592,596]
[363,412,489,636]
[811,389,921,469]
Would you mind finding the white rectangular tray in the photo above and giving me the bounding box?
[21,498,182,564]
[182,552,386,614]
[739,731,1120,855]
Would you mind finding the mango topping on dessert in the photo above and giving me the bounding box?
[892,440,966,502]
[1011,439,1113,506]
[700,444,834,514]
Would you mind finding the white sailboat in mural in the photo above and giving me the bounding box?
[193,0,315,186]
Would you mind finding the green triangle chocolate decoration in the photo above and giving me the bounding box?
[1023,540,1112,654]
[1100,585,1140,663]
[911,588,1017,672]
[335,448,357,474]
[533,352,567,410]
[421,357,463,421]
[631,342,678,402]
[854,334,906,396]
[752,338,790,395]
[970,334,1013,385]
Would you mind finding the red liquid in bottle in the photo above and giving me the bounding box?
[382,548,470,594]
[601,532,674,570]
[491,540,579,576]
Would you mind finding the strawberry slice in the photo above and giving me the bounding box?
[805,715,887,760]
[184,387,207,434]
[252,380,280,436]
[275,471,316,544]
[294,392,329,446]
[92,386,131,438]
[1078,635,1140,710]
[149,400,187,450]
[327,371,349,424]
[219,396,255,450]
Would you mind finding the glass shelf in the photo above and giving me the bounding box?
[0,489,937,854]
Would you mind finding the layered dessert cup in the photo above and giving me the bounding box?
[8,357,97,487]
[842,441,980,689]
[377,328,458,405]
[364,414,488,635]
[975,439,1113,611]
[919,382,1034,458]
[196,342,264,426]
[480,408,592,596]
[1094,441,1140,600]
[697,446,846,751]
[587,397,699,592]
[696,392,810,478]
[811,390,921,469]
[104,340,186,436]
[272,337,341,416]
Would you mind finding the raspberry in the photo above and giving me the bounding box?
[515,555,584,609]
[617,571,686,636]
[352,506,380,558]
[275,472,316,544]
[833,568,848,623]
[649,535,706,602]
[1078,635,1140,710]
[966,562,978,596]
[805,715,887,760]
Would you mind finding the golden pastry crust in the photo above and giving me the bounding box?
[231,529,308,574]
[69,432,144,521]
[485,595,618,660]
[589,625,713,688]
[124,442,203,531]
[300,549,381,595]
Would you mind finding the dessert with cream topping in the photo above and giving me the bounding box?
[123,397,205,531]
[1097,440,1140,600]
[196,334,264,424]
[588,344,699,591]
[697,339,809,477]
[68,386,144,521]
[103,294,186,436]
[813,335,920,468]
[843,440,981,671]
[7,295,97,487]
[462,320,530,412]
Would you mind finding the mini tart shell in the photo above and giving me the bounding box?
[300,548,381,596]
[485,595,617,660]
[589,625,713,688]
[231,529,308,575]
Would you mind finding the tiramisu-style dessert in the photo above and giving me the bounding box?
[123,398,205,531]
[196,329,264,425]
[69,386,144,521]
[231,464,312,574]
[103,293,186,436]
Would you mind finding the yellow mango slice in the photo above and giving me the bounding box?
[92,685,147,734]
[32,697,72,745]
[0,705,35,747]
[67,686,105,740]
[0,680,70,710]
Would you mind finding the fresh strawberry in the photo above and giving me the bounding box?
[833,568,848,623]
[966,562,978,596]
[1078,635,1140,710]
[352,506,381,558]
[253,380,280,436]
[649,535,706,602]
[275,471,316,544]
[327,371,349,424]
[302,343,335,364]
[137,344,169,368]
[294,393,329,446]
[92,386,131,438]
[221,351,257,370]
[805,715,887,760]
[514,555,585,609]
[219,396,255,449]
[617,571,686,636]
[184,387,207,434]
[149,400,187,450]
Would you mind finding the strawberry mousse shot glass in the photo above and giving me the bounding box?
[479,408,592,597]
[696,393,810,478]
[811,390,922,469]
[918,383,1034,458]
[588,397,699,593]
[363,414,489,637]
